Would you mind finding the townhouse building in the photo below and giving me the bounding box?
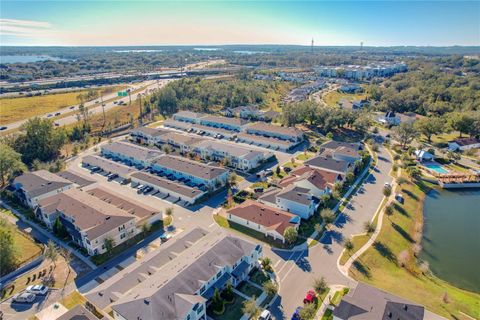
[199,115,247,132]
[101,141,163,168]
[36,189,137,256]
[12,170,74,208]
[245,122,304,143]
[172,111,206,124]
[86,229,262,320]
[151,155,229,190]
[304,155,352,175]
[259,185,316,220]
[130,127,170,145]
[279,166,342,199]
[191,140,266,171]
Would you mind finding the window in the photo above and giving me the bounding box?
[197,304,204,314]
[120,233,126,239]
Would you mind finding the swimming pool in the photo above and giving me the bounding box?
[424,163,449,174]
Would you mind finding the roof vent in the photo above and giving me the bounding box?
[106,216,111,220]
[144,299,150,305]
[403,305,408,311]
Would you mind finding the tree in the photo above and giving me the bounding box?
[385,205,394,219]
[320,208,335,226]
[406,166,421,180]
[263,280,278,297]
[393,122,418,149]
[141,222,151,236]
[398,249,410,267]
[314,223,322,234]
[0,144,26,186]
[223,283,234,301]
[299,303,317,320]
[228,173,238,188]
[313,276,328,295]
[212,288,224,312]
[419,260,430,275]
[363,221,376,235]
[0,222,15,274]
[165,207,174,217]
[383,185,392,197]
[104,237,115,253]
[448,112,475,137]
[15,118,67,164]
[260,257,272,272]
[275,166,281,176]
[396,176,408,186]
[283,227,298,244]
[45,240,59,268]
[242,297,260,319]
[53,218,68,238]
[344,237,354,253]
[414,117,444,142]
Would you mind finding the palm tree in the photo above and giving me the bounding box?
[320,208,335,227]
[45,240,59,269]
[165,207,174,217]
[385,205,394,219]
[260,257,272,272]
[263,280,278,297]
[242,297,260,319]
[344,237,354,254]
[313,276,328,295]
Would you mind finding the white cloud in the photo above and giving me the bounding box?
[0,18,53,37]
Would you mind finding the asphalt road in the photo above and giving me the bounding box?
[267,146,393,319]
[1,79,171,132]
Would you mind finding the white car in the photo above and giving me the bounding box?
[12,292,36,303]
[26,285,49,295]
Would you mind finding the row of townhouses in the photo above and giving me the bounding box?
[131,128,270,172]
[86,229,262,320]
[225,141,363,242]
[166,111,305,151]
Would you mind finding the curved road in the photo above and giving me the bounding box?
[267,146,393,319]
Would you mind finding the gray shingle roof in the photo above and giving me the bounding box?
[246,122,303,137]
[57,305,97,320]
[82,155,137,177]
[13,170,73,198]
[153,155,228,181]
[333,283,425,320]
[101,141,163,163]
[304,156,350,174]
[130,172,204,198]
[105,231,256,320]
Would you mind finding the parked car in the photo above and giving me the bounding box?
[69,106,75,109]
[54,112,61,116]
[12,292,35,303]
[90,167,101,173]
[142,186,153,194]
[160,233,172,242]
[107,173,119,181]
[54,122,60,127]
[0,126,7,131]
[26,285,49,295]
[284,166,292,173]
[303,290,316,304]
[291,307,303,320]
[259,310,271,320]
[47,114,53,118]
[395,193,404,204]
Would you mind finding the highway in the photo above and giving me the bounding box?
[1,79,172,133]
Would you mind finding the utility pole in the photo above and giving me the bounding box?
[138,93,143,125]
[101,95,106,131]
[311,38,314,53]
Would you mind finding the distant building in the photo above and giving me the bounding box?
[333,283,425,320]
[317,62,407,80]
[414,150,434,162]
[378,111,401,126]
[12,170,74,208]
[448,137,480,151]
[130,127,170,145]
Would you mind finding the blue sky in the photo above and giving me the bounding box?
[1,1,479,46]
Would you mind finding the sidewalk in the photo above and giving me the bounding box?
[0,200,97,269]
[313,285,345,320]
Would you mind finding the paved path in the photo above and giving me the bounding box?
[268,146,393,319]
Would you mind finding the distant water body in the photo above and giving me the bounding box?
[113,50,163,53]
[0,55,68,64]
[420,188,480,293]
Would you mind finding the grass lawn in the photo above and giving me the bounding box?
[0,215,42,274]
[349,176,480,319]
[60,291,87,309]
[0,86,124,125]
[338,234,370,265]
[330,288,349,306]
[323,91,367,107]
[296,152,315,161]
[237,281,263,298]
[250,181,270,190]
[282,161,300,169]
[208,293,246,320]
[321,309,333,320]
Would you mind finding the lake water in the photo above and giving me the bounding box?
[0,55,68,64]
[420,188,480,293]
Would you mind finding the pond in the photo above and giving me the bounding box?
[420,188,480,293]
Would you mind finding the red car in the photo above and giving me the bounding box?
[303,290,316,304]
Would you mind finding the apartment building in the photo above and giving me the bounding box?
[320,140,362,163]
[259,185,316,220]
[227,200,300,243]
[199,115,247,132]
[236,133,296,152]
[101,141,163,168]
[304,155,352,175]
[12,170,74,208]
[172,110,206,124]
[36,189,137,255]
[157,132,206,153]
[151,155,229,190]
[130,127,170,145]
[279,166,342,198]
